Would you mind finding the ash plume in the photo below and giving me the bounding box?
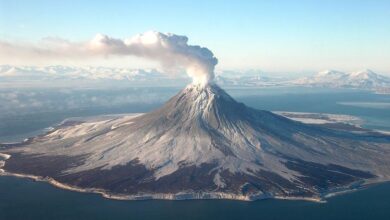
[0,31,218,86]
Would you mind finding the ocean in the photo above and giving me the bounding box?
[1,175,390,220]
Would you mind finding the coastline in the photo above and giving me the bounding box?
[0,111,388,203]
[0,150,385,203]
[1,152,327,203]
[0,169,325,203]
[0,153,11,173]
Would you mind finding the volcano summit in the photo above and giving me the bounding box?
[1,83,390,201]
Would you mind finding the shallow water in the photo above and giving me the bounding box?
[1,176,390,220]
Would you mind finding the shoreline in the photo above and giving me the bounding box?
[0,151,324,203]
[0,169,325,203]
[1,153,326,203]
[0,152,385,203]
[1,112,388,203]
[0,151,383,202]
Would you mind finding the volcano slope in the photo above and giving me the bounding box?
[1,83,390,201]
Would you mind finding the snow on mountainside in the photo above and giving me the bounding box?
[293,69,390,89]
[1,83,390,201]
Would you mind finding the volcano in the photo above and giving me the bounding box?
[1,83,390,201]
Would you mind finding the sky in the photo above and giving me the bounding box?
[1,0,390,74]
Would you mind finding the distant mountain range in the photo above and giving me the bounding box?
[292,69,390,89]
[1,65,389,92]
[216,69,390,93]
[0,65,188,86]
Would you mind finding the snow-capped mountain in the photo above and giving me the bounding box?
[2,65,389,91]
[0,65,188,85]
[2,83,390,201]
[215,75,288,87]
[214,70,292,87]
[293,69,390,89]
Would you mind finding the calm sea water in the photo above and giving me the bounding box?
[1,176,390,220]
[1,86,390,219]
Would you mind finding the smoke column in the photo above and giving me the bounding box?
[89,31,218,86]
[0,31,218,86]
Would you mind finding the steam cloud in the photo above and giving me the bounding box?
[0,31,218,85]
[89,31,218,85]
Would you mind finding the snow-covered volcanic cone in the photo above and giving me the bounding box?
[1,83,390,201]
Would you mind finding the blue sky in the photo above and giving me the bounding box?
[1,0,389,73]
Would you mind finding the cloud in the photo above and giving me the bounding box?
[0,31,218,85]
